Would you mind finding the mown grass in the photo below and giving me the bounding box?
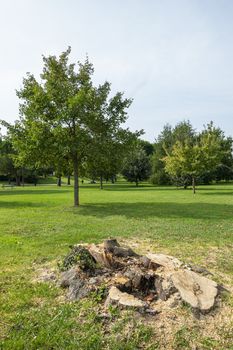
[0,181,232,349]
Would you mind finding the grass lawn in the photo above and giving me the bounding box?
[0,181,232,349]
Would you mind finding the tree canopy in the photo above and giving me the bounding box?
[163,123,230,193]
[151,120,233,188]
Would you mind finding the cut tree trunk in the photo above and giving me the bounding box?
[73,155,79,206]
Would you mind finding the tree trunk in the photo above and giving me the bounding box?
[192,176,196,194]
[73,155,79,206]
[136,179,138,187]
[100,174,103,189]
[16,174,21,186]
[57,176,61,187]
[22,168,25,187]
[67,174,71,185]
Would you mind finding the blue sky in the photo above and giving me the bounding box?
[1,0,233,141]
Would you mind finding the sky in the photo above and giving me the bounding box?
[0,0,233,141]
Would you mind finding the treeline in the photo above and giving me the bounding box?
[0,48,232,203]
[1,118,232,194]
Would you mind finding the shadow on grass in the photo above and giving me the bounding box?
[78,202,233,220]
[200,191,233,196]
[0,189,70,196]
[103,185,177,191]
[105,187,233,192]
[1,184,232,194]
[0,200,44,208]
[77,184,160,191]
[83,184,233,192]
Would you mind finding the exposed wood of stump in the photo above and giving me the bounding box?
[58,239,221,316]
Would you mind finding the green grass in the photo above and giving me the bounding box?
[0,181,232,349]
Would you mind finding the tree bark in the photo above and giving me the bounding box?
[192,176,196,194]
[73,155,79,206]
[67,174,71,185]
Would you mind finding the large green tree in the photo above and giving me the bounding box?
[14,48,135,205]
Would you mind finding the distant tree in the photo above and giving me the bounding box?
[172,120,195,146]
[215,161,233,182]
[87,128,138,189]
[208,124,233,182]
[0,133,21,185]
[163,123,228,193]
[151,121,195,186]
[122,147,151,186]
[150,124,172,185]
[86,143,123,189]
[137,139,154,156]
